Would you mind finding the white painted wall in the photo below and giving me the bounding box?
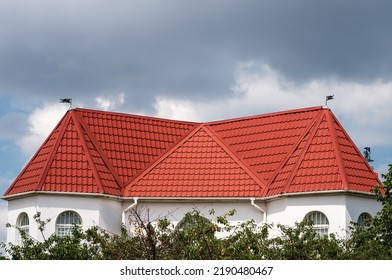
[123,194,381,239]
[267,195,348,237]
[345,195,381,230]
[6,195,122,244]
[124,200,265,225]
[5,192,382,245]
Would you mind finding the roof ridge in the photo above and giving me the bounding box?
[206,106,324,126]
[281,110,326,194]
[74,107,200,126]
[70,112,106,194]
[325,110,350,190]
[267,109,324,187]
[327,110,382,188]
[124,124,203,194]
[4,111,71,195]
[203,125,267,194]
[36,112,72,191]
[73,111,124,190]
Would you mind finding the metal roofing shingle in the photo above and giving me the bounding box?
[3,106,382,199]
[77,109,198,185]
[208,107,322,183]
[125,126,265,197]
[3,113,67,196]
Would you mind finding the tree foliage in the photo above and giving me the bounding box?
[1,165,392,260]
[344,164,392,259]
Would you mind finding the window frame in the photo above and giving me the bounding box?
[304,211,329,236]
[16,212,30,243]
[357,212,372,227]
[55,210,82,237]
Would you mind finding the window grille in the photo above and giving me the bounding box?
[357,212,372,227]
[304,211,329,236]
[56,211,82,237]
[17,212,29,243]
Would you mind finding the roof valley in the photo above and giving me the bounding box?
[325,110,350,190]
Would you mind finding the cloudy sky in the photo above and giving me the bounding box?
[1,0,392,244]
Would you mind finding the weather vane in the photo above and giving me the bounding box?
[59,98,73,109]
[363,147,374,163]
[325,95,334,107]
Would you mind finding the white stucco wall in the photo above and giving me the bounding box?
[267,195,348,237]
[6,194,122,244]
[345,195,381,229]
[5,192,382,245]
[124,199,266,226]
[123,193,381,238]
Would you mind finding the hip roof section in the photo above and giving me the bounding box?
[3,106,381,199]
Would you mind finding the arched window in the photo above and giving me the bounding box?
[357,212,372,227]
[16,212,29,243]
[56,211,82,237]
[176,211,214,236]
[304,211,329,236]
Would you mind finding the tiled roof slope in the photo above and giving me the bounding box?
[3,106,381,199]
[76,109,198,185]
[4,109,198,197]
[208,108,321,184]
[208,107,381,196]
[125,126,265,197]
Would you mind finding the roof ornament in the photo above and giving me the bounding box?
[363,147,374,163]
[59,98,73,110]
[363,146,375,170]
[324,95,334,108]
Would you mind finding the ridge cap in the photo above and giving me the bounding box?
[206,106,324,126]
[70,112,106,194]
[3,110,72,196]
[325,110,351,190]
[267,109,325,189]
[73,111,124,194]
[280,110,327,194]
[74,107,200,126]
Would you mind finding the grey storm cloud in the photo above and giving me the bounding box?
[0,0,391,112]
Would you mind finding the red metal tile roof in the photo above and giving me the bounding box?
[3,106,382,199]
[125,126,265,197]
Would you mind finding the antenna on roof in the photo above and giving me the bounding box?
[325,95,334,108]
[59,98,72,109]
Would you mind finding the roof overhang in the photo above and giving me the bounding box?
[2,189,377,202]
[1,191,122,202]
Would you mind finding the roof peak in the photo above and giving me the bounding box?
[73,106,327,126]
[206,106,325,126]
[73,107,200,125]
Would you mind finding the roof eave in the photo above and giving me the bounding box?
[263,189,377,202]
[1,191,123,201]
[2,189,377,203]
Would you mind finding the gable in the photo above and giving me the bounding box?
[125,126,265,197]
